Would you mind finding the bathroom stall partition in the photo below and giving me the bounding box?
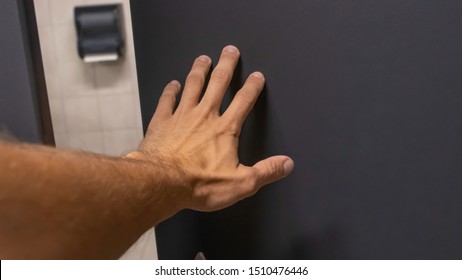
[131,0,462,259]
[0,0,53,144]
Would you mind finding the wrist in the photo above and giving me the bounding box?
[122,150,187,223]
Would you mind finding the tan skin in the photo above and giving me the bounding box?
[0,45,294,259]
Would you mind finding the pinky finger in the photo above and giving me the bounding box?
[153,80,181,120]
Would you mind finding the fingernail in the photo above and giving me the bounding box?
[224,45,239,53]
[198,55,210,62]
[251,71,265,80]
[283,159,295,176]
[170,80,180,86]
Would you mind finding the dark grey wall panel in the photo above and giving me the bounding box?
[0,0,52,143]
[131,0,462,259]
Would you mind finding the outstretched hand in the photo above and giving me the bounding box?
[128,45,294,212]
[0,45,294,258]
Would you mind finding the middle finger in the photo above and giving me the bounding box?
[199,45,240,112]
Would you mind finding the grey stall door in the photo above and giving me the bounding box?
[131,0,462,259]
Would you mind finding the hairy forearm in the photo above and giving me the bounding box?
[0,141,179,259]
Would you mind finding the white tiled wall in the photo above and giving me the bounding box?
[35,0,143,157]
[34,0,157,259]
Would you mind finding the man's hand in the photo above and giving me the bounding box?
[128,45,294,212]
[0,45,293,258]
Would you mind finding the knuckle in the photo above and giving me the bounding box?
[245,170,259,191]
[163,87,178,97]
[236,91,256,105]
[161,89,176,100]
[192,186,206,200]
[212,68,230,82]
[263,160,282,179]
[228,123,241,136]
[217,118,241,137]
[186,72,205,87]
[163,85,174,93]
[244,181,259,197]
[233,170,260,198]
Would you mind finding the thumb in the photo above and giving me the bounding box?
[252,155,294,187]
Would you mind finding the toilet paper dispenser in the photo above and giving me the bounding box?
[74,4,124,63]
